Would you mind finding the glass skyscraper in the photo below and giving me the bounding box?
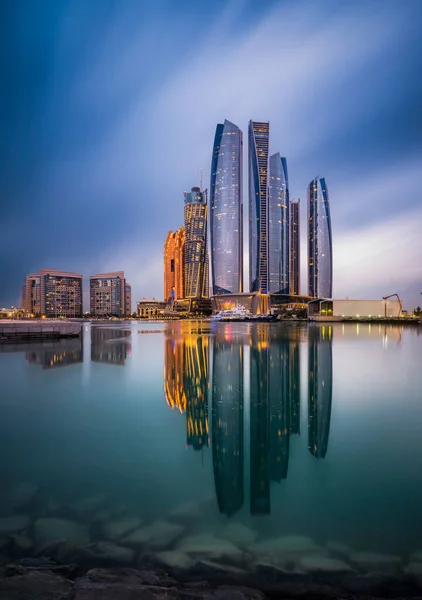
[268,153,290,294]
[290,199,300,295]
[249,120,270,293]
[210,120,243,295]
[308,177,333,298]
[184,187,209,299]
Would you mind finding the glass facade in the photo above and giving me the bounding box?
[268,153,290,294]
[308,177,333,298]
[249,121,270,293]
[290,199,300,295]
[210,120,243,295]
[184,187,209,299]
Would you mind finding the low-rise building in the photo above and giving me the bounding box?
[137,298,167,318]
[308,298,402,320]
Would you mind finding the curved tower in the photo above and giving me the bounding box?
[249,121,270,293]
[268,153,290,294]
[184,187,208,299]
[210,120,243,295]
[308,177,333,298]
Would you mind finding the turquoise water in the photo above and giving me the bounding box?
[0,321,421,579]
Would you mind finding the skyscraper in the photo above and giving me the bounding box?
[184,187,209,299]
[90,271,126,317]
[249,121,270,293]
[164,227,185,302]
[290,199,300,296]
[210,119,243,295]
[40,269,83,317]
[308,177,333,298]
[268,153,290,294]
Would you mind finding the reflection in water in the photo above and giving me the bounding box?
[91,327,131,365]
[23,338,83,369]
[164,323,333,516]
[308,325,333,459]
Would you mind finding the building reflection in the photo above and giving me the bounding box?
[308,325,333,459]
[163,322,333,516]
[211,329,244,516]
[91,327,131,365]
[25,338,83,369]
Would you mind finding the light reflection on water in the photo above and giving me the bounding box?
[0,321,421,571]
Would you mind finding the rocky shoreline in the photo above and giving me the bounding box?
[1,483,422,598]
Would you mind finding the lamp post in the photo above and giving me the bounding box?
[382,293,402,318]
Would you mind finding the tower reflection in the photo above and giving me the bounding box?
[308,325,333,459]
[25,337,83,369]
[91,327,131,365]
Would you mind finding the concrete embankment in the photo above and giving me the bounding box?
[0,320,82,342]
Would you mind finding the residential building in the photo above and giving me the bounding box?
[249,120,270,293]
[39,269,83,317]
[290,199,300,295]
[210,119,243,295]
[22,273,41,316]
[125,282,132,316]
[308,177,333,298]
[268,152,290,294]
[184,187,209,299]
[90,271,126,317]
[164,226,185,302]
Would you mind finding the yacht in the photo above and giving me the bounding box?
[213,304,252,321]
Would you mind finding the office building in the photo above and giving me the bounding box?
[210,119,243,295]
[38,269,83,317]
[125,283,132,316]
[308,177,333,298]
[249,120,270,293]
[184,187,209,299]
[22,273,41,316]
[290,199,300,295]
[90,271,127,317]
[268,152,290,294]
[164,226,185,302]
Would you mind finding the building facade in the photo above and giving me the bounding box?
[268,152,290,294]
[249,120,270,293]
[308,177,333,298]
[90,271,126,317]
[137,298,167,318]
[184,187,209,299]
[210,119,243,295]
[22,273,41,316]
[164,226,185,302]
[290,199,300,295]
[39,269,83,317]
[125,283,132,316]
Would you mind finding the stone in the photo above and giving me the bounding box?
[123,520,184,550]
[73,493,106,513]
[350,551,402,573]
[251,534,319,555]
[80,541,135,564]
[194,560,248,577]
[177,534,243,561]
[0,515,30,535]
[34,517,90,546]
[215,585,266,600]
[217,523,258,547]
[298,554,355,574]
[168,499,203,520]
[326,540,352,559]
[87,567,148,584]
[0,569,74,598]
[102,517,142,541]
[10,534,34,551]
[155,550,194,570]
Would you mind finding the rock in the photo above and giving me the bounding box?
[102,517,142,541]
[72,493,106,514]
[168,499,203,520]
[87,567,148,584]
[218,523,257,547]
[254,561,291,582]
[177,534,243,561]
[34,517,90,546]
[215,585,266,600]
[123,520,184,550]
[410,550,422,562]
[298,554,355,574]
[350,551,402,573]
[10,534,34,551]
[0,569,74,598]
[79,541,135,564]
[326,540,352,560]
[0,515,30,535]
[252,534,319,554]
[194,560,248,577]
[155,550,194,570]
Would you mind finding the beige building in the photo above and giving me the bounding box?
[137,298,167,318]
[22,269,83,317]
[164,227,185,302]
[22,273,41,315]
[90,271,130,317]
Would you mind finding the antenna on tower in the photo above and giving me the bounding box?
[200,168,203,191]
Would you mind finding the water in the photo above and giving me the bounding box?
[0,321,421,581]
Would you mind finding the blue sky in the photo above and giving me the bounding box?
[1,0,422,310]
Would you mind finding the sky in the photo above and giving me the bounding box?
[1,0,422,311]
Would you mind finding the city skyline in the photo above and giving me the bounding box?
[1,1,421,310]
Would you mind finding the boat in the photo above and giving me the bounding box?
[212,304,252,321]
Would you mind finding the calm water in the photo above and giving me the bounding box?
[1,321,422,574]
